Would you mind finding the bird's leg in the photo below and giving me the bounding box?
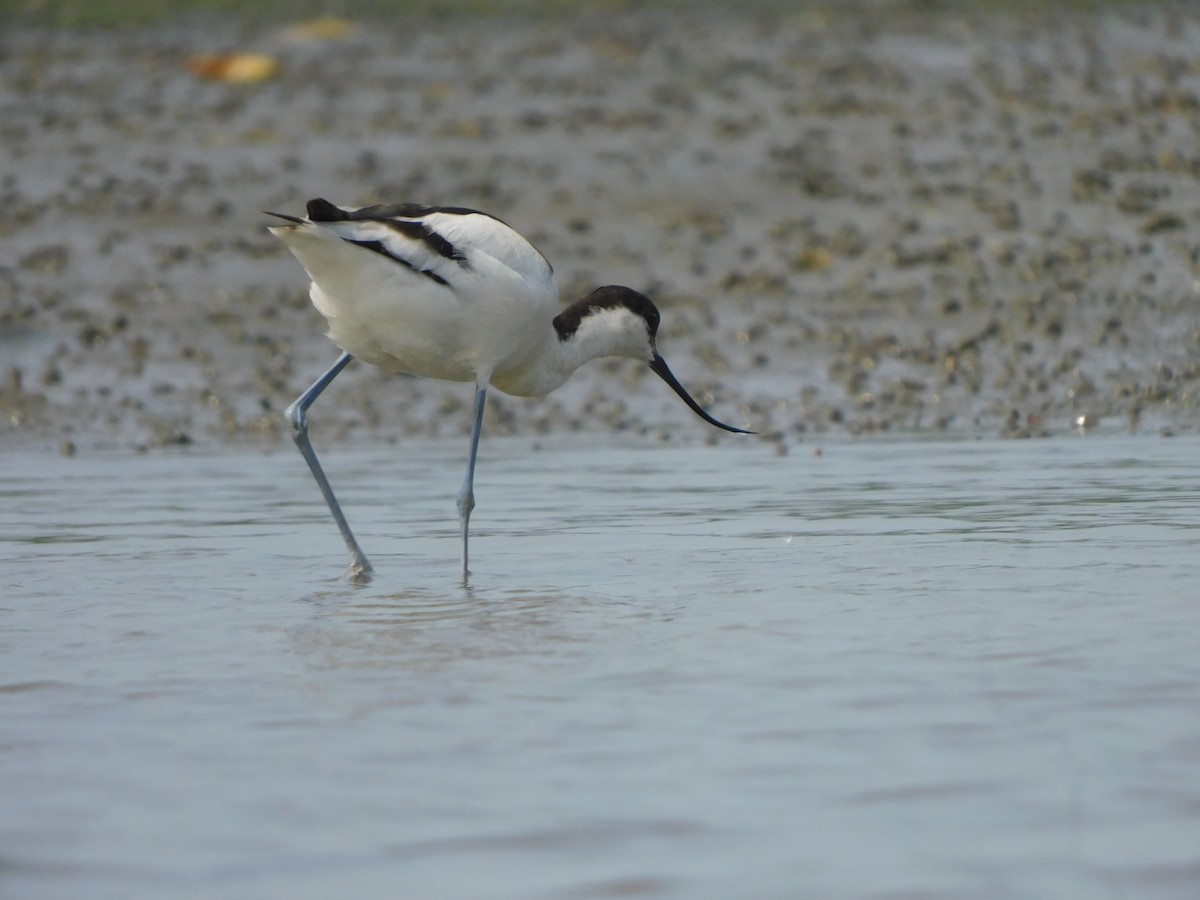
[285,352,372,580]
[456,382,488,577]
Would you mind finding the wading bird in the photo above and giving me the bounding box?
[270,198,751,580]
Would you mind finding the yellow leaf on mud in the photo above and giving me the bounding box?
[185,53,280,84]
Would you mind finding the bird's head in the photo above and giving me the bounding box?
[553,286,752,434]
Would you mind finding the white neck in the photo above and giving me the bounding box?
[490,307,652,398]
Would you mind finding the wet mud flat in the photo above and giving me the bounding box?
[1,3,1198,453]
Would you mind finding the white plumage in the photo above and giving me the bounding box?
[270,198,750,580]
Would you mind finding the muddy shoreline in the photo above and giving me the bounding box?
[2,5,1198,454]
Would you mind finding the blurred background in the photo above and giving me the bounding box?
[2,0,1197,452]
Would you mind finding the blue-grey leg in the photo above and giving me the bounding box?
[456,382,488,576]
[285,352,372,580]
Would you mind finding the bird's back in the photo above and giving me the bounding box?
[271,200,559,384]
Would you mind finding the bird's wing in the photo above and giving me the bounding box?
[418,210,554,285]
[301,199,553,289]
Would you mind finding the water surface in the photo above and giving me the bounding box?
[2,434,1198,898]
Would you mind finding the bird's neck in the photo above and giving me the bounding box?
[490,318,641,399]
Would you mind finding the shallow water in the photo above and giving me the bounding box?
[2,433,1199,899]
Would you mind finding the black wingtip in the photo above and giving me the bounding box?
[264,210,305,225]
[306,198,347,222]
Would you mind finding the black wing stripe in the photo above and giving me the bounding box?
[294,198,556,289]
[380,219,466,264]
[306,198,467,266]
[354,202,484,219]
[346,239,450,287]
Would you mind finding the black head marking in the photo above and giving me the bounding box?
[554,286,660,342]
[553,286,752,433]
